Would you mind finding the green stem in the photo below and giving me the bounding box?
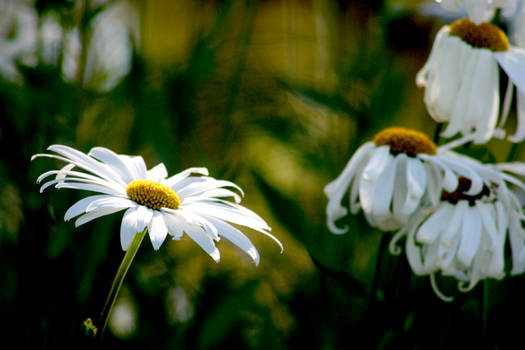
[482,280,489,342]
[433,124,443,145]
[96,228,147,339]
[368,233,390,307]
[506,142,520,162]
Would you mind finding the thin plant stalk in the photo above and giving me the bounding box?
[482,280,489,342]
[96,228,148,339]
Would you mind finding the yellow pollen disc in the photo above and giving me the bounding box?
[373,127,437,156]
[449,18,509,52]
[126,180,180,210]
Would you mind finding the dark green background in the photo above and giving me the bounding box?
[1,0,524,348]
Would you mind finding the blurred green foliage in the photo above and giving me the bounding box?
[1,0,525,349]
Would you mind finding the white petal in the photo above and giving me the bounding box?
[509,211,525,274]
[86,196,136,213]
[424,158,442,207]
[136,205,154,233]
[405,215,426,275]
[120,207,139,250]
[147,163,168,181]
[392,154,409,221]
[181,201,283,251]
[162,212,184,240]
[371,153,397,221]
[177,178,243,200]
[440,201,466,249]
[164,167,209,188]
[55,181,126,196]
[416,204,449,244]
[439,156,484,195]
[465,49,499,144]
[422,240,439,273]
[88,147,137,184]
[148,212,169,250]
[439,0,460,12]
[493,161,525,176]
[47,145,127,186]
[465,0,495,24]
[324,142,374,234]
[174,209,219,240]
[477,202,499,248]
[182,221,220,262]
[130,156,148,179]
[196,188,242,203]
[442,40,475,138]
[419,155,458,192]
[205,216,260,265]
[416,26,449,87]
[495,48,525,96]
[37,168,104,184]
[508,91,525,142]
[426,35,462,122]
[497,78,513,130]
[457,205,482,267]
[359,146,391,215]
[64,194,113,221]
[56,163,76,180]
[395,157,426,218]
[75,207,126,227]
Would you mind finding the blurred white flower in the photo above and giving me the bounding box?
[391,160,525,300]
[417,18,525,143]
[62,1,138,91]
[109,295,137,338]
[436,0,518,23]
[324,127,483,232]
[166,286,193,324]
[32,145,282,264]
[0,0,37,82]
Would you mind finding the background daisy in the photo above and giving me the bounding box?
[390,160,525,300]
[325,127,484,233]
[417,18,525,143]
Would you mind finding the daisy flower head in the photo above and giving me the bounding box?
[324,127,477,233]
[416,17,525,144]
[391,160,525,300]
[436,0,518,24]
[32,145,283,265]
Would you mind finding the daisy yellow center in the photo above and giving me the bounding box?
[449,18,509,52]
[441,177,491,206]
[126,180,180,210]
[372,127,437,157]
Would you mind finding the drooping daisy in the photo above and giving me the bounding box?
[324,127,483,233]
[389,160,525,300]
[416,18,525,143]
[32,145,282,264]
[436,0,517,24]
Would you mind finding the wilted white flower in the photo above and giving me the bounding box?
[436,0,518,24]
[324,127,482,232]
[32,145,282,264]
[417,18,525,143]
[390,159,525,300]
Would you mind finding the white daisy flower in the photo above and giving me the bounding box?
[436,0,517,24]
[32,145,282,264]
[390,160,525,300]
[416,18,525,144]
[324,127,481,233]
